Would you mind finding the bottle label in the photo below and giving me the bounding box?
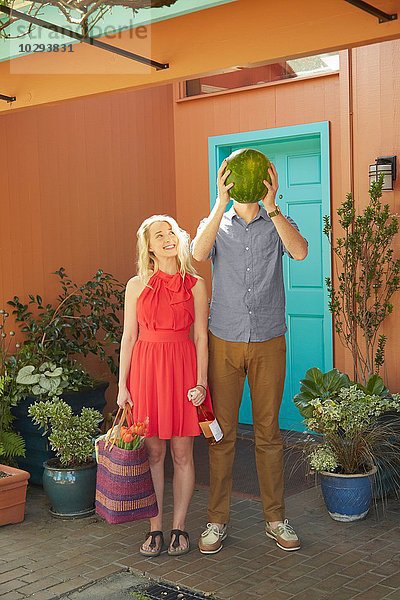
[209,419,223,442]
[199,421,213,438]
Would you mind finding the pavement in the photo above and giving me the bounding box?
[1,436,400,600]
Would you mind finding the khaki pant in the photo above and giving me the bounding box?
[208,332,286,523]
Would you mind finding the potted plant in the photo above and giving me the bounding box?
[0,310,26,465]
[295,367,400,521]
[0,464,30,526]
[13,361,80,484]
[8,267,124,483]
[323,175,400,497]
[0,310,30,526]
[28,397,102,518]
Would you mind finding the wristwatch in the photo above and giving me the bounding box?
[268,205,281,218]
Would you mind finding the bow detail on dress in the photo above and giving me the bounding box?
[138,270,197,331]
[162,272,194,305]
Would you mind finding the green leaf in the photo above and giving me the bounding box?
[302,367,325,388]
[38,376,52,392]
[297,379,321,397]
[293,368,350,419]
[293,393,315,419]
[44,367,63,378]
[48,377,61,392]
[358,374,389,397]
[0,431,26,459]
[16,366,40,385]
[322,369,351,392]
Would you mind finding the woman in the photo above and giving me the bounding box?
[117,215,211,557]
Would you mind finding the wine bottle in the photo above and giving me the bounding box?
[197,404,223,444]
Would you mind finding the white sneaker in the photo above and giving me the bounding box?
[265,519,301,551]
[198,523,227,554]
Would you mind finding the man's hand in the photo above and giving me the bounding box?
[217,159,234,207]
[263,163,279,212]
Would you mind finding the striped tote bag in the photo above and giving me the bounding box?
[95,440,158,524]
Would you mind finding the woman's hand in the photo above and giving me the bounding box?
[217,160,234,207]
[117,386,133,409]
[187,385,206,407]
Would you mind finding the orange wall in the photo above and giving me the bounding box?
[173,43,400,393]
[0,83,176,406]
[1,38,399,402]
[173,73,342,277]
[1,0,400,113]
[348,40,400,386]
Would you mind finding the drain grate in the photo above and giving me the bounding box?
[142,581,212,600]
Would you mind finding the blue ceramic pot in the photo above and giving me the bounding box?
[43,459,97,518]
[320,467,377,522]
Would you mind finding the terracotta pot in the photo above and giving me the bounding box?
[0,464,30,526]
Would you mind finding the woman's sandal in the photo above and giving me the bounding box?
[167,529,190,556]
[139,530,164,557]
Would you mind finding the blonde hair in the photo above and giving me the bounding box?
[136,215,198,282]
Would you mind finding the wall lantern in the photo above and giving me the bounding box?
[368,156,397,191]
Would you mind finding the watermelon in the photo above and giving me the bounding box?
[225,148,271,204]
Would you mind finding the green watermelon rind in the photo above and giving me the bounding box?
[225,148,271,204]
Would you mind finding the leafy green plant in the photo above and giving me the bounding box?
[294,367,390,420]
[294,368,351,419]
[307,386,400,438]
[301,383,400,475]
[28,399,103,468]
[0,309,25,464]
[8,267,125,381]
[16,363,68,397]
[324,175,400,385]
[0,375,25,463]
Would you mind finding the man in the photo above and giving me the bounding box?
[191,159,308,554]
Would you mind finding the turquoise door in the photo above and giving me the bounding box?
[208,122,332,432]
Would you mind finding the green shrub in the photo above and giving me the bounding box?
[29,399,102,468]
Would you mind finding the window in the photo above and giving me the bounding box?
[184,52,340,98]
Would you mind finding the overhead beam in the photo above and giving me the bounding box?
[0,5,169,69]
[0,93,16,102]
[344,0,397,23]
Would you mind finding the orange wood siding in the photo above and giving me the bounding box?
[0,83,176,406]
[350,40,400,388]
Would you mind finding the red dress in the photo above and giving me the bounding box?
[129,270,212,439]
